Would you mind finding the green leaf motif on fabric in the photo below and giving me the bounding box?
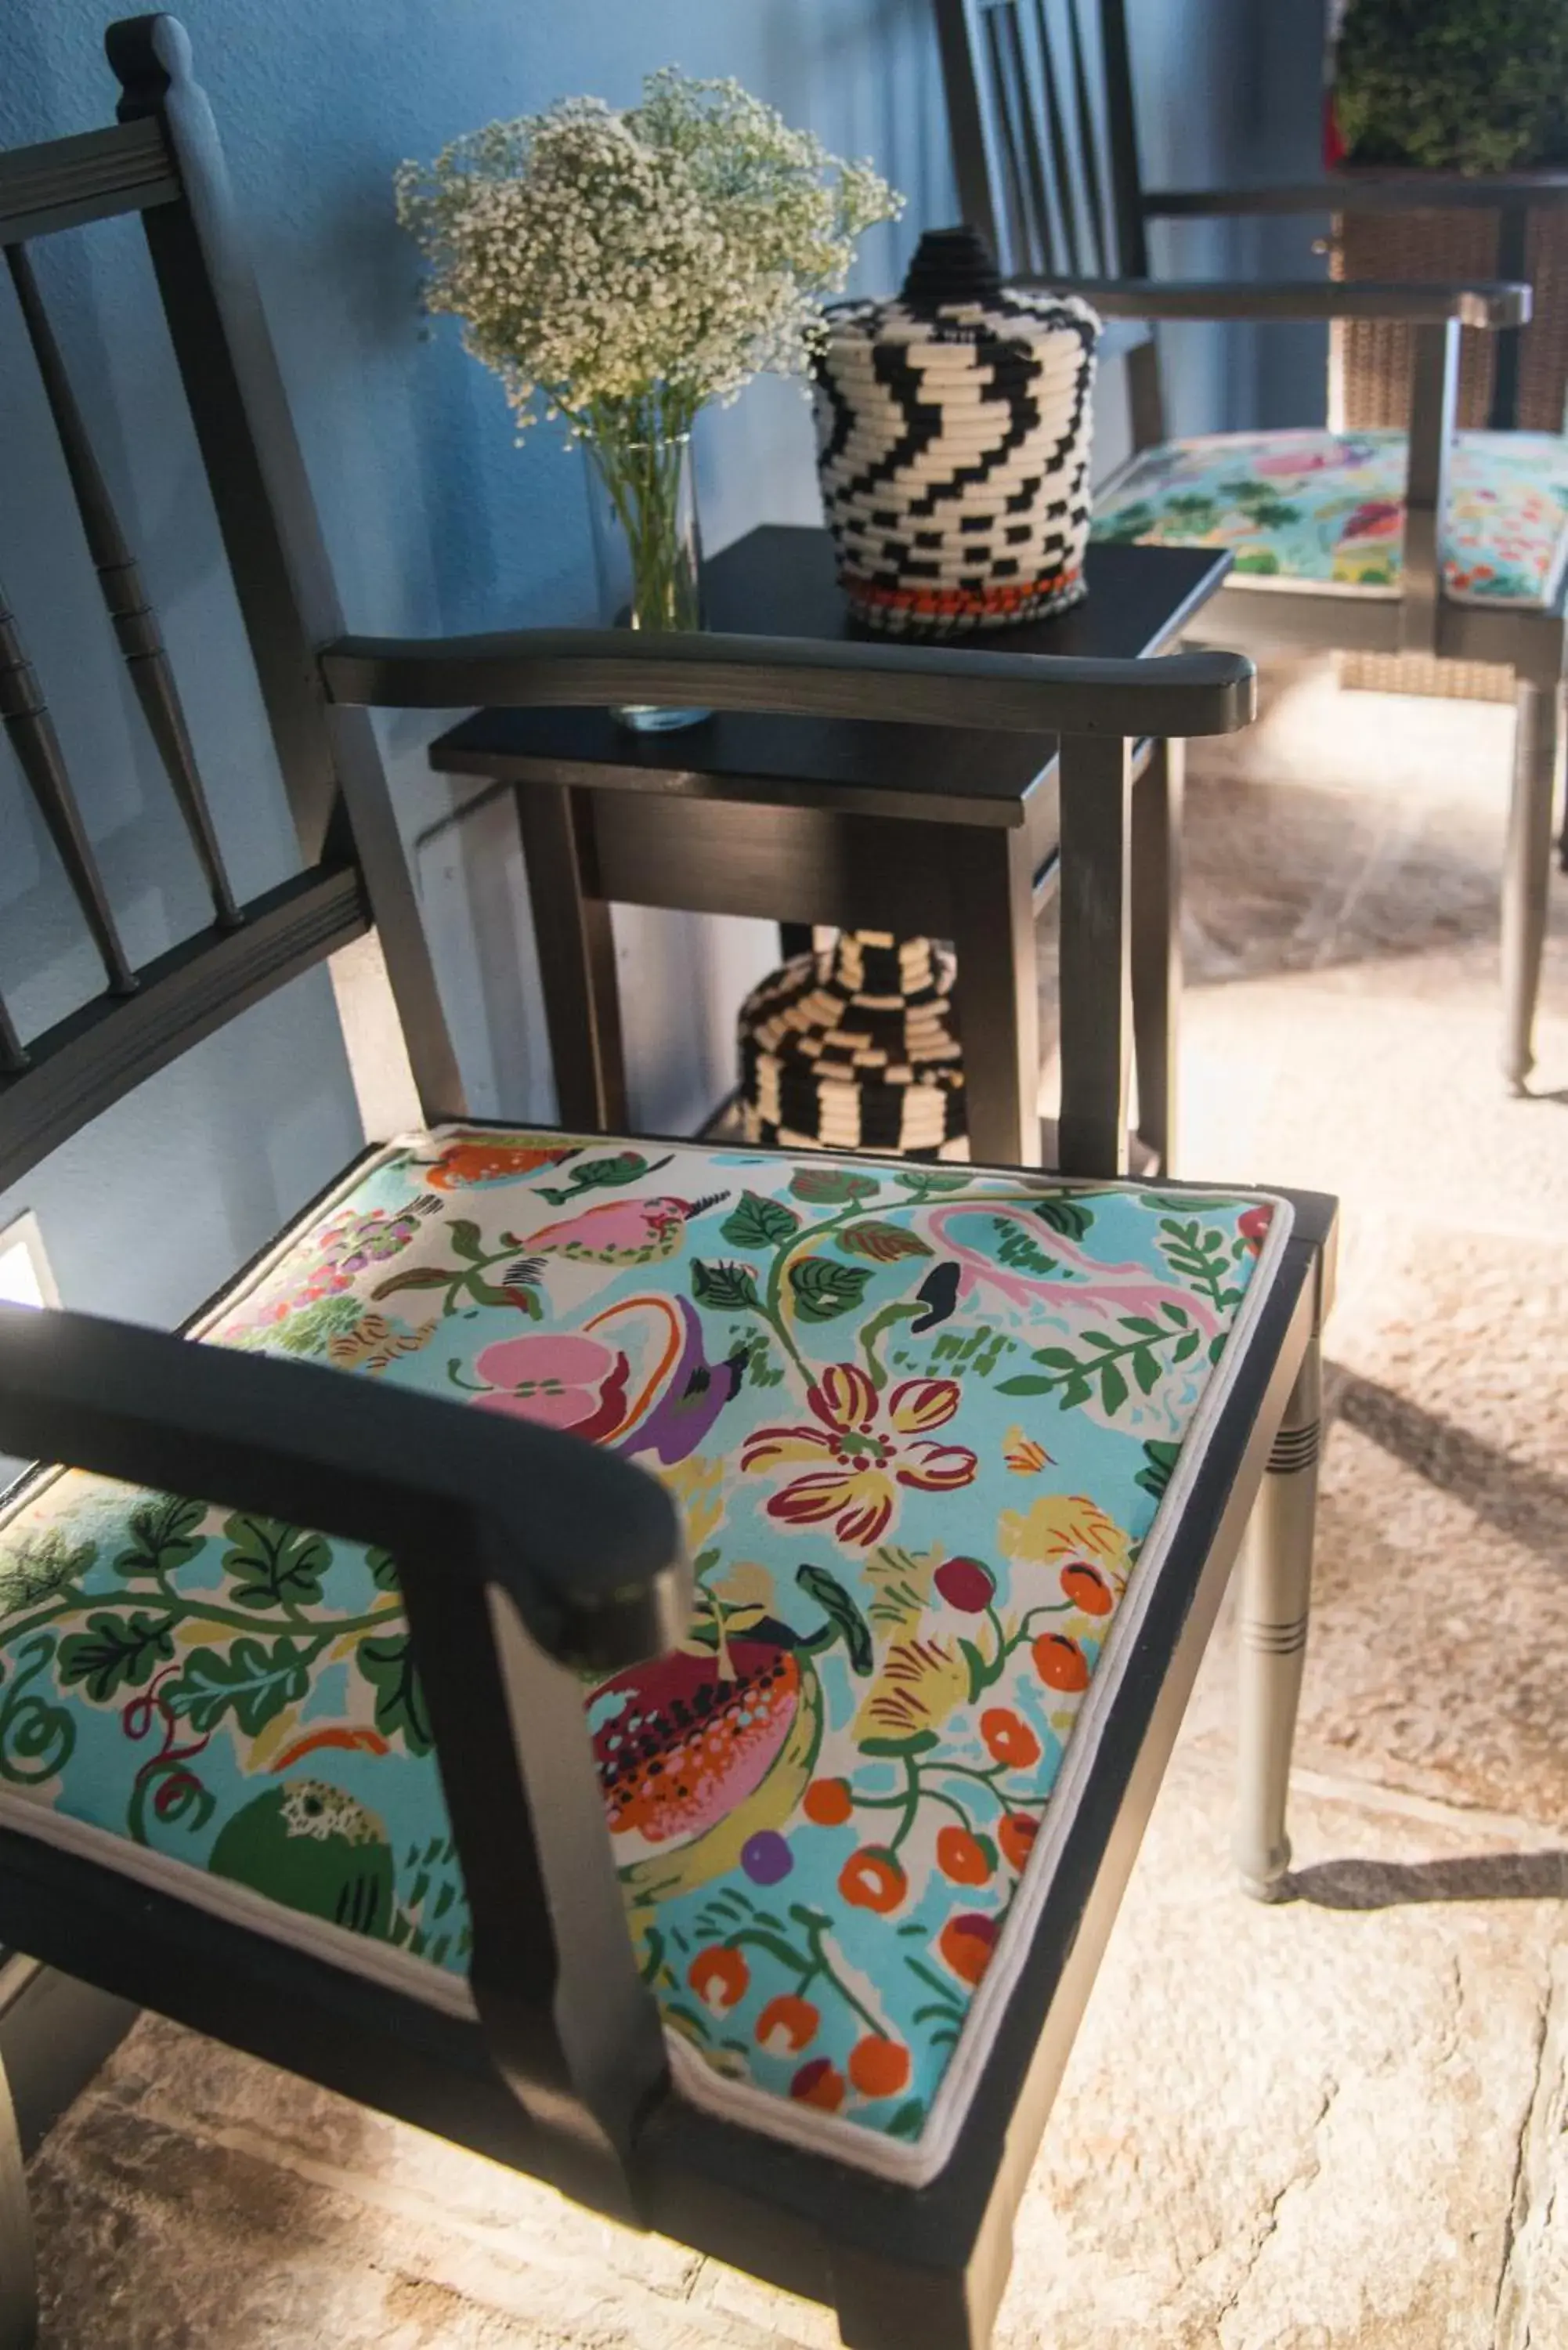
[266,1296,363,1357]
[692,1259,761,1312]
[990,1219,1058,1278]
[789,1166,879,1205]
[721,1191,801,1249]
[115,1494,205,1582]
[367,1548,402,1593]
[358,1633,434,1755]
[1156,1218,1247,1312]
[58,1610,174,1704]
[535,1151,671,1206]
[222,1516,331,1614]
[1034,1196,1097,1242]
[796,1562,873,1675]
[787,1257,871,1322]
[0,1529,96,1611]
[996,1305,1206,1414]
[836,1221,933,1263]
[168,1636,313,1737]
[1135,1439,1182,1502]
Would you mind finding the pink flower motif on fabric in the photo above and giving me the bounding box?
[742,1363,977,1547]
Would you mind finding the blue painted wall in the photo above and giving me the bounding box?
[0,0,1322,1349]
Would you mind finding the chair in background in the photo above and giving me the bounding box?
[0,19,1335,2348]
[934,0,1561,1093]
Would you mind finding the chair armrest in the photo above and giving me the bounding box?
[0,1299,686,2188]
[0,1303,686,1674]
[320,627,1257,740]
[1035,277,1530,329]
[1145,173,1568,219]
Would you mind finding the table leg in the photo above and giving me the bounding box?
[1130,736,1183,1175]
[1057,735,1133,1180]
[948,824,1042,1169]
[514,783,629,1133]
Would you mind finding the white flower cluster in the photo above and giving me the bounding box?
[396,70,903,442]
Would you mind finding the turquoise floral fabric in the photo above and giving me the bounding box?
[0,1128,1283,2153]
[1093,427,1568,606]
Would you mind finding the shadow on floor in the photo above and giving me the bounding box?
[1328,1365,1568,1559]
[1289,1851,1568,1910]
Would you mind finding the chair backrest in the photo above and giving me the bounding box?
[932,0,1165,442]
[932,0,1148,283]
[0,13,462,1196]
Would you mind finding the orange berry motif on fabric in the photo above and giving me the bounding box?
[1032,1632,1091,1692]
[1060,1560,1115,1616]
[790,2058,846,2111]
[803,1777,854,1827]
[980,1706,1042,1769]
[839,1848,907,1913]
[757,1994,820,2055]
[849,2037,912,2099]
[937,1825,995,1885]
[999,1813,1039,1871]
[940,1913,999,1987]
[688,1947,750,2012]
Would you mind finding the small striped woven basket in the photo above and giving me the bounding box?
[737,931,966,1160]
[812,225,1099,636]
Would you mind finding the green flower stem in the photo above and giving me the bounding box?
[0,1592,404,1650]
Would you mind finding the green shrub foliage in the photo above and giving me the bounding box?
[1335,0,1568,173]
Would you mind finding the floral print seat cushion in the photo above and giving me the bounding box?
[1093,427,1568,607]
[0,1126,1290,2182]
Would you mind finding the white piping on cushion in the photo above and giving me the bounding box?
[0,1793,479,2020]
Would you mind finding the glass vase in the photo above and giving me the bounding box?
[582,427,710,732]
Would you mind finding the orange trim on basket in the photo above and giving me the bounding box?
[840,566,1082,621]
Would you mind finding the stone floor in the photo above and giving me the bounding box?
[26,660,1568,2348]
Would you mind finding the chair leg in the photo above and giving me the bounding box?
[1501,679,1559,1094]
[0,2053,37,2350]
[1234,1334,1322,1904]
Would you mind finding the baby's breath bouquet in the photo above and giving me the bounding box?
[398,70,901,725]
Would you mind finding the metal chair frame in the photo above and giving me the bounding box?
[0,18,1335,2346]
[935,0,1563,1092]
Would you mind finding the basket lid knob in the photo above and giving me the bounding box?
[899,224,1004,310]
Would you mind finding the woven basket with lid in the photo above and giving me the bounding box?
[812,225,1099,635]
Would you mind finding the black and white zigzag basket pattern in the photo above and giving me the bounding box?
[737,931,966,1160]
[813,226,1099,636]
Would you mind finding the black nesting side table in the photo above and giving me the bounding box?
[428,529,1232,1171]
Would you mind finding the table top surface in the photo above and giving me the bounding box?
[428,528,1233,822]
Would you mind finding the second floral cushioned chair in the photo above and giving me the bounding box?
[935,0,1566,1099]
[0,17,1335,2350]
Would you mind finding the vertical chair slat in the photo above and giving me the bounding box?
[7,244,242,929]
[999,2,1053,271]
[1034,2,1085,277]
[984,4,1035,273]
[1097,0,1149,278]
[934,0,1003,253]
[1067,0,1109,277]
[0,573,137,996]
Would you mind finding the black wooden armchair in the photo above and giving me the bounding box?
[935,0,1561,1095]
[0,20,1336,2348]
